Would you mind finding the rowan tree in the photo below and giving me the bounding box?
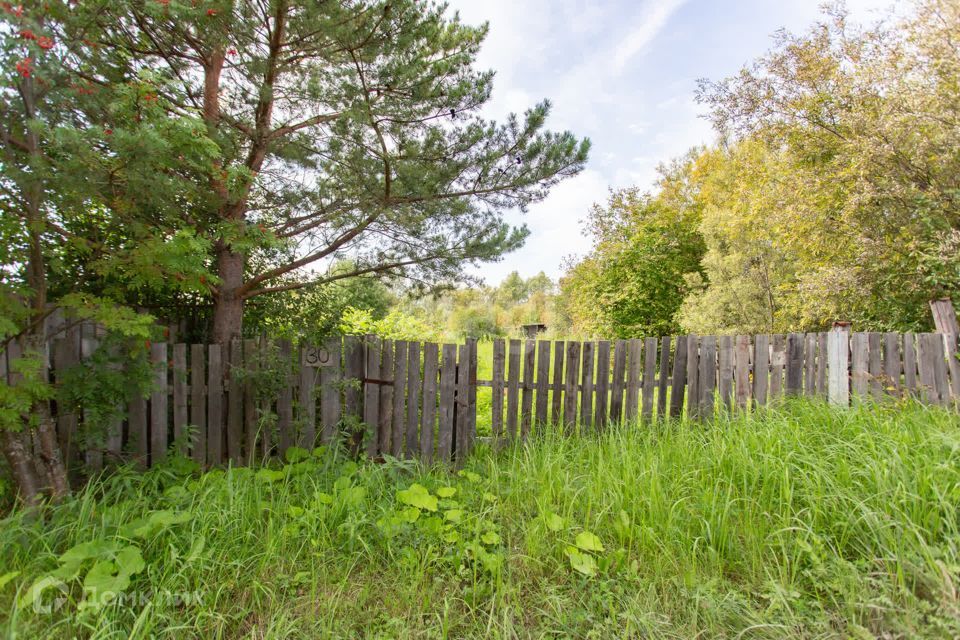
[0,1,216,504]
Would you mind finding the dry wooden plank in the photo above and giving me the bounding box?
[784,333,804,396]
[669,335,687,419]
[551,341,566,425]
[420,342,439,464]
[827,326,850,406]
[455,343,471,462]
[686,335,700,419]
[625,339,642,420]
[171,344,188,457]
[257,335,272,459]
[867,332,883,400]
[931,334,950,406]
[769,335,786,400]
[803,334,817,396]
[535,341,551,426]
[391,341,409,457]
[343,336,365,454]
[563,341,581,430]
[150,342,168,466]
[594,341,611,428]
[717,335,734,410]
[609,340,627,424]
[190,344,206,465]
[437,344,457,461]
[77,329,102,472]
[641,337,657,421]
[883,333,901,396]
[521,339,536,438]
[903,333,918,396]
[465,339,478,452]
[850,332,869,399]
[657,337,671,419]
[53,329,80,467]
[734,335,751,410]
[343,336,366,428]
[698,336,717,418]
[491,339,506,439]
[506,339,521,439]
[242,339,258,463]
[298,348,317,451]
[363,337,382,457]
[816,333,828,396]
[405,342,422,457]
[580,341,595,430]
[916,333,938,404]
[944,333,960,405]
[930,298,959,335]
[207,343,224,465]
[227,339,244,463]
[129,392,148,469]
[378,339,395,455]
[752,335,770,407]
[320,337,342,445]
[276,339,294,459]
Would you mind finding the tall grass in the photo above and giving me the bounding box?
[1,401,959,638]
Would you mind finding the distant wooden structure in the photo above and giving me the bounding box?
[521,323,547,339]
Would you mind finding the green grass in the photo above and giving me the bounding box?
[2,401,960,638]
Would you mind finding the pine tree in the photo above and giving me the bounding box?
[98,0,590,341]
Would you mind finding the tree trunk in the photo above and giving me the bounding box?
[212,248,245,343]
[0,429,44,506]
[35,404,70,500]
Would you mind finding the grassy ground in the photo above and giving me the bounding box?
[2,401,959,639]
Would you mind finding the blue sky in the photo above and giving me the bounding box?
[446,0,892,284]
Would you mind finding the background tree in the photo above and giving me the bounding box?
[692,0,960,331]
[558,152,706,338]
[98,0,589,342]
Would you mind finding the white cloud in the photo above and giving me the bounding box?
[611,0,688,73]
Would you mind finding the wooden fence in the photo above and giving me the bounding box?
[4,325,959,471]
[484,328,960,438]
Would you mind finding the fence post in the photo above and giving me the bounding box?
[827,323,850,406]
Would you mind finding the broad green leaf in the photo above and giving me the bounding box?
[59,540,120,565]
[436,486,457,498]
[285,446,310,463]
[81,561,127,609]
[444,509,464,523]
[480,531,501,545]
[545,512,565,532]
[458,471,482,483]
[565,547,598,577]
[399,507,421,523]
[287,506,305,518]
[575,531,605,553]
[255,468,285,483]
[338,486,367,508]
[396,484,438,512]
